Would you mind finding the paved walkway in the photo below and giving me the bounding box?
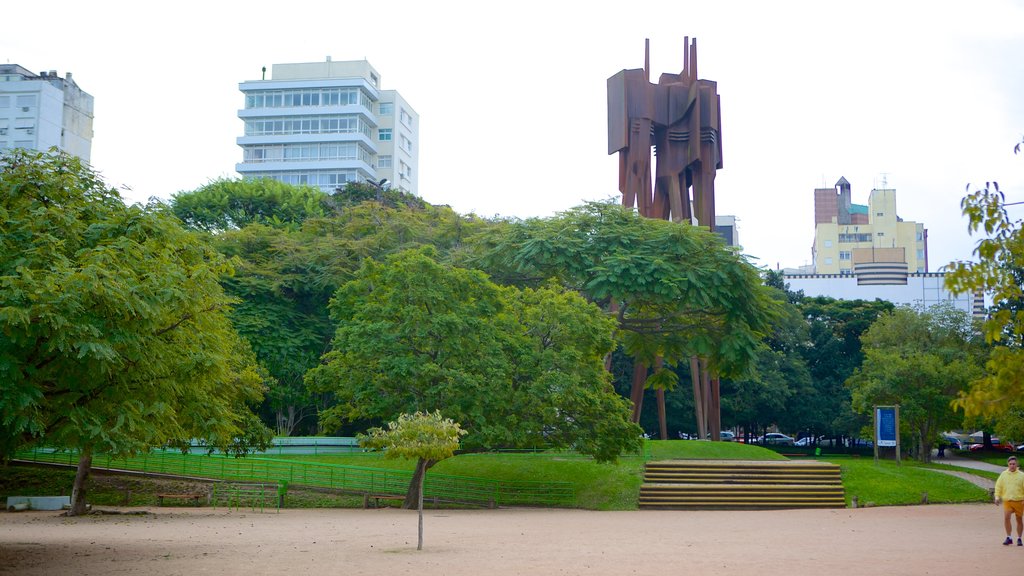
[926,452,1005,491]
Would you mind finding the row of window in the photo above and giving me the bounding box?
[245,88,373,110]
[837,233,873,243]
[0,95,36,108]
[242,142,373,164]
[244,170,358,188]
[244,115,373,138]
[828,249,926,264]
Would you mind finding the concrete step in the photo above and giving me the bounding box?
[639,460,846,510]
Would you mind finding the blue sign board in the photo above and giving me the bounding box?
[876,407,897,447]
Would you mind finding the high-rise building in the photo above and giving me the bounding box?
[236,58,419,195]
[0,64,94,162]
[811,177,927,276]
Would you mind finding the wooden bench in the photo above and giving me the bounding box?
[156,492,206,506]
[363,494,406,509]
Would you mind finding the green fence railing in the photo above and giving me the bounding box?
[14,448,575,507]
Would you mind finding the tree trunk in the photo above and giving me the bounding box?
[690,357,706,439]
[417,470,424,550]
[629,361,647,424]
[68,450,93,516]
[403,457,435,510]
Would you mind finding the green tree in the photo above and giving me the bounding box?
[946,143,1024,430]
[360,411,466,549]
[722,283,814,440]
[306,247,642,474]
[170,178,327,232]
[474,201,776,440]
[0,150,270,515]
[846,305,985,462]
[171,180,494,435]
[798,296,894,442]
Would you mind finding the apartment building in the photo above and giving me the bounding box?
[0,64,94,162]
[812,177,927,275]
[236,58,419,195]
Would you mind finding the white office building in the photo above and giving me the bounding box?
[236,59,419,195]
[0,64,94,162]
[783,271,983,318]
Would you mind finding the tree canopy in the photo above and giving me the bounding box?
[306,247,642,462]
[0,150,270,513]
[170,177,327,232]
[846,305,985,461]
[945,141,1024,435]
[360,410,466,524]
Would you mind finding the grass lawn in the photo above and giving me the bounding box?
[1,440,991,510]
[831,456,990,506]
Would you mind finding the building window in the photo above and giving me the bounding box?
[378,128,392,141]
[876,212,884,217]
[400,135,412,153]
[400,108,413,127]
[877,232,884,236]
[378,155,392,168]
[0,96,9,108]
[917,249,925,259]
[824,257,833,265]
[823,240,833,248]
[839,251,851,260]
[16,95,36,108]
[916,232,924,241]
[379,102,394,115]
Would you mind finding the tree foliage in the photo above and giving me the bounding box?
[945,140,1024,434]
[306,247,642,462]
[360,411,466,523]
[0,150,270,513]
[846,305,985,461]
[171,180,494,435]
[475,201,777,384]
[170,178,327,232]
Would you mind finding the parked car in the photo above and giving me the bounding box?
[942,437,964,450]
[794,436,818,447]
[719,431,735,441]
[969,439,1015,453]
[755,433,796,446]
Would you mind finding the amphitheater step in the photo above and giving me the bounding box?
[639,460,845,510]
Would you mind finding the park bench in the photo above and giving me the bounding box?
[213,482,281,512]
[156,492,207,506]
[363,493,406,508]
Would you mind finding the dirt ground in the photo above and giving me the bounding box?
[0,504,1016,575]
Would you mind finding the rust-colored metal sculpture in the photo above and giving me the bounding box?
[608,37,723,441]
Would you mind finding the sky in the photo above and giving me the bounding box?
[5,0,1024,270]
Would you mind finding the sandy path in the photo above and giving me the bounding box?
[0,504,1015,576]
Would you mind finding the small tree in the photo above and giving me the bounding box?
[359,411,466,550]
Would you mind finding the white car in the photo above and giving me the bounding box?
[794,436,817,447]
[719,431,735,441]
[756,433,796,446]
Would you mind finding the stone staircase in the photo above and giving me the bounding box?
[639,460,845,509]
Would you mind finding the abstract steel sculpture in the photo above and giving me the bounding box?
[607,37,724,441]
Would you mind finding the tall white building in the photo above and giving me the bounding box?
[0,64,94,162]
[236,58,419,195]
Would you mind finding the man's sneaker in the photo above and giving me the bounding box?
[1004,537,1013,546]
[1018,539,1022,547]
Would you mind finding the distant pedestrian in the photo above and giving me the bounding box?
[995,455,1024,546]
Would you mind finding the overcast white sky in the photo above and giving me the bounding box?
[5,0,1023,270]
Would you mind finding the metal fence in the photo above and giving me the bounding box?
[15,448,576,507]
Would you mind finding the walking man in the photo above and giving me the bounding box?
[995,455,1024,546]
